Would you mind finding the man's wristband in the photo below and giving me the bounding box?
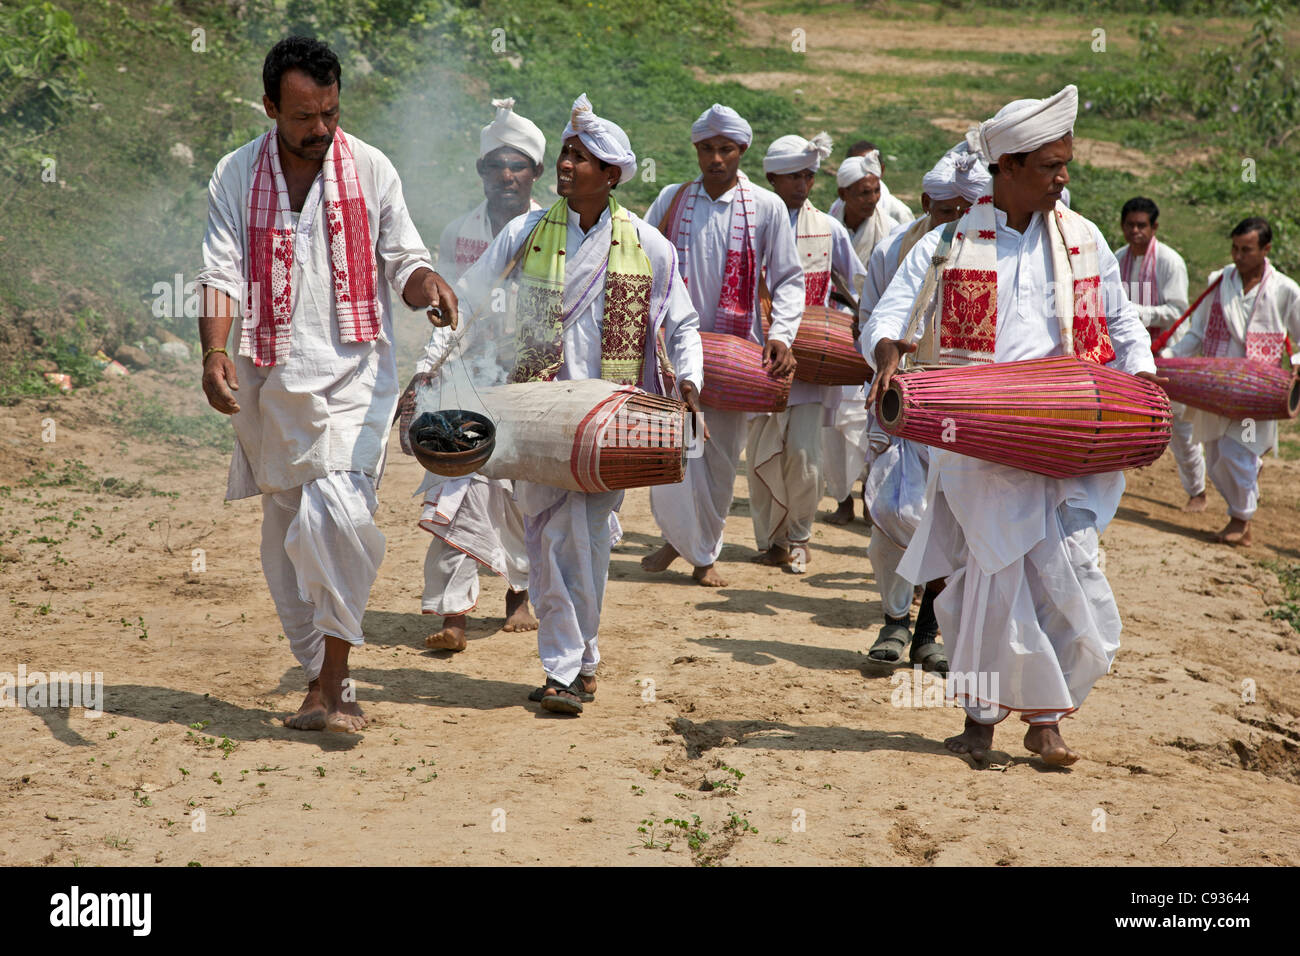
[202,346,228,364]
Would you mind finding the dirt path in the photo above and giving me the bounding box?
[2,369,1299,867]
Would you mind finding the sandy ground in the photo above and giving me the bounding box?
[2,369,1299,867]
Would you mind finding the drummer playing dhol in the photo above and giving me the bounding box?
[865,86,1164,767]
[1166,217,1300,547]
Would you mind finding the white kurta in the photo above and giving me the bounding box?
[198,135,433,499]
[197,134,433,680]
[417,197,542,618]
[865,205,1155,720]
[1170,263,1300,517]
[643,178,805,567]
[456,203,703,685]
[1114,239,1203,496]
[748,205,867,553]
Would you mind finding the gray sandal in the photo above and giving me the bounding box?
[867,623,911,663]
[910,639,949,675]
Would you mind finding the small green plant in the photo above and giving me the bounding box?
[725,812,758,835]
[664,814,710,852]
[633,818,670,850]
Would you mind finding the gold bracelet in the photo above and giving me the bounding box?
[202,346,228,364]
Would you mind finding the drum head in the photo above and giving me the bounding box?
[1289,376,1300,419]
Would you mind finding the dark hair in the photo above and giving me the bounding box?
[1121,197,1159,225]
[988,151,1030,175]
[1231,216,1272,247]
[263,36,341,109]
[848,139,877,157]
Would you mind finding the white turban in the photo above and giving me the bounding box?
[921,141,991,202]
[479,97,546,165]
[835,150,882,189]
[561,93,637,185]
[763,132,833,174]
[690,104,753,147]
[978,85,1078,163]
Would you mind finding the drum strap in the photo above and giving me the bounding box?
[901,221,959,367]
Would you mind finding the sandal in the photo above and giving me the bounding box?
[910,638,949,675]
[538,677,584,715]
[525,681,595,702]
[867,622,911,663]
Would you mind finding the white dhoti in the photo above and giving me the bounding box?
[747,402,823,549]
[416,474,529,616]
[821,385,871,502]
[649,406,749,567]
[517,481,623,686]
[898,452,1121,722]
[864,436,930,618]
[261,471,386,680]
[1168,401,1205,498]
[1204,434,1260,520]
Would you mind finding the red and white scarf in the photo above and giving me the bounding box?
[795,200,832,306]
[1120,236,1160,308]
[243,128,379,367]
[935,193,1113,365]
[1202,261,1285,364]
[662,172,758,338]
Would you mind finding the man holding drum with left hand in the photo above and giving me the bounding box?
[866,86,1162,767]
[429,94,705,715]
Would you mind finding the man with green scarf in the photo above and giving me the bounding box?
[431,94,705,714]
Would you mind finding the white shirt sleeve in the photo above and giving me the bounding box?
[643,184,679,235]
[196,153,247,306]
[658,246,704,394]
[374,155,435,308]
[1146,245,1189,328]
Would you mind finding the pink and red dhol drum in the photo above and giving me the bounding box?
[876,356,1171,478]
[699,331,791,412]
[1155,356,1300,421]
[790,306,873,387]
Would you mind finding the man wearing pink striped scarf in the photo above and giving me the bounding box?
[641,104,803,588]
[1169,217,1300,546]
[197,37,452,733]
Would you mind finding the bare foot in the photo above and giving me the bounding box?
[1182,492,1208,513]
[912,584,924,608]
[693,564,727,587]
[1024,723,1079,766]
[751,544,791,566]
[1214,517,1252,546]
[320,635,367,733]
[824,496,854,525]
[641,542,679,573]
[944,716,994,761]
[283,679,326,731]
[502,590,538,632]
[425,614,467,651]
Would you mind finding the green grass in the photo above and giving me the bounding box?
[1262,558,1300,631]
